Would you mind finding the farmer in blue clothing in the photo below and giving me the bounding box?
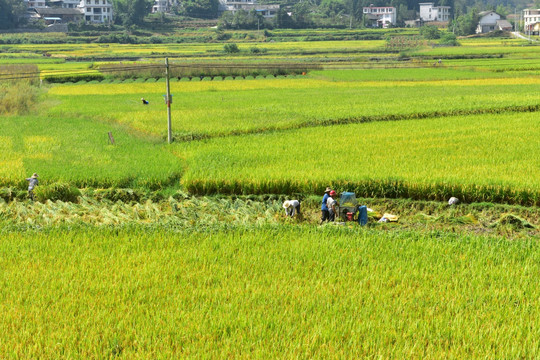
[25,173,38,201]
[320,187,332,223]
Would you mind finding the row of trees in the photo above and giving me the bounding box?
[113,0,219,26]
[0,0,535,31]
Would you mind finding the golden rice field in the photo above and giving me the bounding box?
[46,74,540,140]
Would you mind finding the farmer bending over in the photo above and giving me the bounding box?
[141,98,149,105]
[283,200,301,217]
[26,173,39,201]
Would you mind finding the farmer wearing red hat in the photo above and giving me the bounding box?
[327,190,338,222]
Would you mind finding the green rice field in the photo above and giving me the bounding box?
[0,226,538,358]
[1,33,539,358]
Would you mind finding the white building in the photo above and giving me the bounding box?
[476,10,500,33]
[24,0,112,23]
[419,2,450,22]
[152,0,178,13]
[523,9,540,34]
[218,0,279,18]
[78,0,113,23]
[61,0,82,8]
[24,0,46,9]
[362,6,396,28]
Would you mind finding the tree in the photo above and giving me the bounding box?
[182,0,219,19]
[0,0,27,29]
[419,24,440,39]
[291,1,313,27]
[495,4,509,17]
[114,0,152,26]
[451,8,478,36]
[318,0,346,18]
[274,8,295,29]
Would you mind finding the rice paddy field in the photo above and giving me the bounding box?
[0,226,538,358]
[1,32,539,358]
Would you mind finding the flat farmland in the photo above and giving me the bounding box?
[178,112,540,204]
[0,226,538,358]
[47,74,540,139]
[1,34,539,359]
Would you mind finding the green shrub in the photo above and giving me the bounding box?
[43,74,105,84]
[34,182,81,203]
[224,43,240,53]
[419,25,440,39]
[439,32,460,46]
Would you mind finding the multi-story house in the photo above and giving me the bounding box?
[78,0,113,23]
[362,6,396,28]
[523,9,540,34]
[25,0,112,23]
[61,0,82,9]
[419,2,450,22]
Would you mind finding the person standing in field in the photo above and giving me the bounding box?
[26,173,38,201]
[327,190,338,222]
[321,187,331,223]
[283,200,301,217]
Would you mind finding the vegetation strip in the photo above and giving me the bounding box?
[0,195,537,237]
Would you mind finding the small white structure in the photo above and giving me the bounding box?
[419,2,450,22]
[476,11,501,33]
[362,6,396,28]
[78,0,113,23]
[523,9,540,35]
[218,0,279,18]
[152,0,178,13]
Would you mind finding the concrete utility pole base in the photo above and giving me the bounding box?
[165,57,172,144]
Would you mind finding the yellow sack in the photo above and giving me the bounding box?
[382,213,399,222]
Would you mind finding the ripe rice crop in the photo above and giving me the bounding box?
[0,226,538,358]
[47,75,540,139]
[179,112,540,205]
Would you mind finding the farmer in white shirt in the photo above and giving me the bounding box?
[283,200,301,217]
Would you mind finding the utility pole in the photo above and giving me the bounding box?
[165,57,172,144]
